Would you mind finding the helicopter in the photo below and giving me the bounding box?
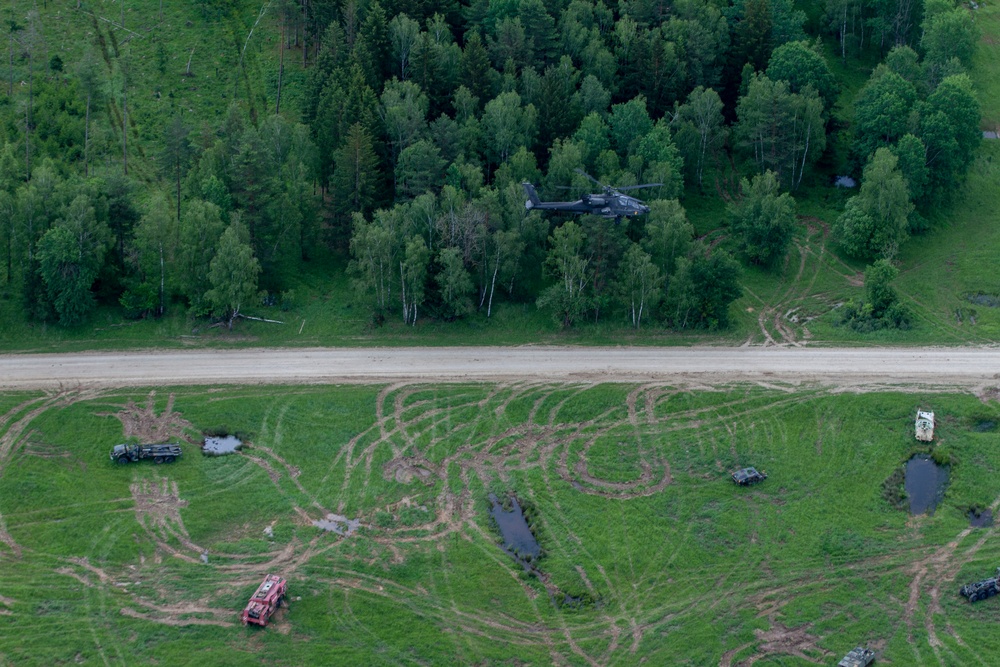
[522,169,662,223]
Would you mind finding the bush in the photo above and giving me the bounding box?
[839,260,912,331]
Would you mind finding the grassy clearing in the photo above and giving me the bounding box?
[2,383,1000,664]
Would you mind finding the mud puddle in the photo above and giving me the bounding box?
[489,493,540,561]
[905,454,949,515]
[969,508,993,527]
[203,435,243,456]
[313,514,361,536]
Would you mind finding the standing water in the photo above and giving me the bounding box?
[904,454,949,515]
[203,435,243,455]
[488,494,540,561]
[969,509,994,527]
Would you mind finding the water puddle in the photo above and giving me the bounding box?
[969,508,993,528]
[313,514,361,536]
[203,435,243,456]
[972,420,997,432]
[489,493,540,562]
[904,455,949,515]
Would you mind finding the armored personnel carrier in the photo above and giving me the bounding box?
[731,467,767,486]
[959,568,1000,602]
[915,410,935,442]
[838,647,875,667]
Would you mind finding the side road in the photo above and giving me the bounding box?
[0,347,998,389]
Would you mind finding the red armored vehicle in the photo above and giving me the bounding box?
[242,574,287,627]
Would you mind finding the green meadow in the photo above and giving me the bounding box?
[1,383,999,665]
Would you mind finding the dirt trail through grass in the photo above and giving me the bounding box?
[3,381,1000,664]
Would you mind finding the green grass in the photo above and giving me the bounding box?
[2,383,1000,664]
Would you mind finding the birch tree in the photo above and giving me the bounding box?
[615,242,662,329]
[206,221,261,330]
[399,235,429,325]
[536,221,591,328]
[672,86,726,189]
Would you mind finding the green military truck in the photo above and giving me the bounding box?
[110,443,182,464]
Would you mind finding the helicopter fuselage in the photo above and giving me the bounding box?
[522,183,651,220]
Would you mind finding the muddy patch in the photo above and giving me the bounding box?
[969,507,993,528]
[905,455,949,515]
[103,392,195,443]
[202,435,243,456]
[313,514,361,536]
[489,493,540,562]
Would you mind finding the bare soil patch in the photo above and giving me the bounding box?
[383,454,437,485]
[105,391,196,443]
[130,477,204,560]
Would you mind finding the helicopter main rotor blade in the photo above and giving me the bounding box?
[617,183,664,191]
[573,168,606,189]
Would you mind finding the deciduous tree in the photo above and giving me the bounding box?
[536,220,590,327]
[436,245,474,319]
[481,90,536,166]
[615,242,662,329]
[765,40,838,112]
[835,148,913,259]
[206,220,261,330]
[177,199,225,314]
[852,66,917,162]
[728,170,796,268]
[672,86,726,189]
[122,196,175,318]
[36,195,111,326]
[400,234,429,324]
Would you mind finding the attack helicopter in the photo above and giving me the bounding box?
[522,169,662,223]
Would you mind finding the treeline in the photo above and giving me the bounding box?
[0,0,982,331]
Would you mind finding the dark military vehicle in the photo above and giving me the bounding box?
[959,567,1000,602]
[731,467,767,486]
[838,647,875,667]
[110,443,182,464]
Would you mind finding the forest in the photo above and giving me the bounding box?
[0,0,983,334]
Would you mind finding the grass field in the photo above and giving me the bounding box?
[1,382,1000,665]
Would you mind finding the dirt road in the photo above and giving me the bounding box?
[0,346,998,389]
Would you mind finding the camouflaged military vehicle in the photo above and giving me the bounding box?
[731,467,767,486]
[838,647,875,667]
[959,568,1000,602]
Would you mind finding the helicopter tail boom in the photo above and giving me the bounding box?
[521,183,542,210]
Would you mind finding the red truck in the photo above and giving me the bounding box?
[241,574,287,627]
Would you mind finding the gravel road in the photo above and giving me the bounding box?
[1,346,998,389]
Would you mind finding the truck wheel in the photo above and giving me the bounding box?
[117,456,129,465]
[164,456,175,463]
[154,456,164,464]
